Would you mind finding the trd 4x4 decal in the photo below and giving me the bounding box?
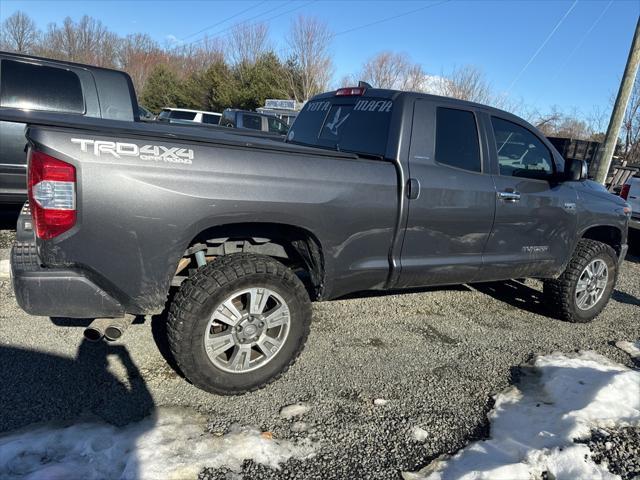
[71,138,194,164]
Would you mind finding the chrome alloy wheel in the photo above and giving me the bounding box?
[203,287,291,373]
[575,259,608,311]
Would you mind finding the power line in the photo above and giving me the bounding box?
[551,0,613,81]
[180,1,270,41]
[185,0,305,48]
[332,0,451,38]
[506,0,579,93]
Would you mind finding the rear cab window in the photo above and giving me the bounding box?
[287,95,393,158]
[0,59,84,113]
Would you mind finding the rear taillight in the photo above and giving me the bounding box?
[620,183,631,200]
[27,149,76,240]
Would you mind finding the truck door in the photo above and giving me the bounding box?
[481,115,578,279]
[396,100,496,287]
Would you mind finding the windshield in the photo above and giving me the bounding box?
[287,96,393,157]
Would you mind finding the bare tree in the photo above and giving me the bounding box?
[227,22,269,66]
[530,105,594,140]
[173,35,225,76]
[401,63,427,91]
[43,16,119,67]
[586,105,608,136]
[286,15,333,102]
[436,65,493,104]
[360,52,411,89]
[118,33,166,92]
[337,74,357,88]
[1,11,39,53]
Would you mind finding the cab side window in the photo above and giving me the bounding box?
[491,117,555,180]
[435,107,481,172]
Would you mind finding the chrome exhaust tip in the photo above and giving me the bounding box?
[83,318,112,342]
[104,317,134,341]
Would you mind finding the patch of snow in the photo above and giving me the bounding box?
[279,402,309,419]
[373,398,388,406]
[0,407,314,480]
[411,426,429,443]
[405,350,640,480]
[616,340,640,358]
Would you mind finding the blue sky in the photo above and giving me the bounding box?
[1,0,639,118]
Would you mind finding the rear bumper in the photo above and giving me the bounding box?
[11,239,125,319]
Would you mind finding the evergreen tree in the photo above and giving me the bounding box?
[230,52,288,110]
[139,64,182,113]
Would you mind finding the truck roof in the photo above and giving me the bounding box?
[313,87,522,123]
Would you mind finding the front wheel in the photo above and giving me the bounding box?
[167,253,311,395]
[543,239,618,323]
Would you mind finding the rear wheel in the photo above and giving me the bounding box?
[543,239,617,323]
[167,253,311,395]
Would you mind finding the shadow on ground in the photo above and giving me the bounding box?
[0,340,155,433]
[472,280,548,317]
[612,289,640,307]
[0,204,20,231]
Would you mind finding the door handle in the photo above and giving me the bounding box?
[497,191,521,202]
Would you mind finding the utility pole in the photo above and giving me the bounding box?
[593,17,640,184]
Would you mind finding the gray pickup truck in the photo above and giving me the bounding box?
[6,75,631,394]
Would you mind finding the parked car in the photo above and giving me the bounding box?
[220,109,289,135]
[620,175,640,230]
[6,75,632,394]
[0,51,139,204]
[157,107,221,126]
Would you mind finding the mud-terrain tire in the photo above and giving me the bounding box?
[167,253,311,395]
[543,239,618,323]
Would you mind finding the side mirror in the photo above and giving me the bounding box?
[565,159,588,181]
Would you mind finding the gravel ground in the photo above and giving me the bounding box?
[0,211,638,479]
[580,427,640,480]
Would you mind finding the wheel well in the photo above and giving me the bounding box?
[581,226,622,256]
[181,223,325,299]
